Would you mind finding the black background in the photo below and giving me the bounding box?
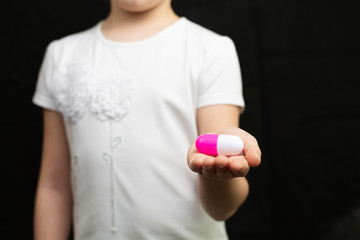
[2,0,360,239]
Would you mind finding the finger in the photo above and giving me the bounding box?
[202,157,216,178]
[188,154,205,173]
[229,156,250,177]
[242,133,262,167]
[214,155,233,181]
[214,154,228,168]
[187,138,205,173]
[187,139,197,157]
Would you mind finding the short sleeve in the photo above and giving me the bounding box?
[32,41,59,111]
[197,36,245,112]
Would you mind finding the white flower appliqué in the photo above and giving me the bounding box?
[53,63,90,123]
[53,63,134,123]
[90,73,133,122]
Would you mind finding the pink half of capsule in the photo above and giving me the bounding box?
[195,134,244,156]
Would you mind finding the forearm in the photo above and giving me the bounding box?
[198,175,249,221]
[34,186,73,240]
[192,105,259,221]
[34,110,73,240]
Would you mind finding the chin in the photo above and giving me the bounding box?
[112,0,167,13]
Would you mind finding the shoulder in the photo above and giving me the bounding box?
[46,23,99,57]
[178,18,238,69]
[181,18,235,50]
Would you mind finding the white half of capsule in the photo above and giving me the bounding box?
[217,135,244,156]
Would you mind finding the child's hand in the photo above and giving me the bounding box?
[187,127,261,181]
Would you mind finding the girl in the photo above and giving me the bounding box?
[33,0,261,239]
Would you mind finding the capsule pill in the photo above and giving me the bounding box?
[195,134,244,156]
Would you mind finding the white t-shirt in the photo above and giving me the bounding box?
[33,17,244,240]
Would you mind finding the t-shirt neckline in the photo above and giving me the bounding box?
[96,17,186,47]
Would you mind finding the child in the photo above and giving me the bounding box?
[33,0,261,239]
